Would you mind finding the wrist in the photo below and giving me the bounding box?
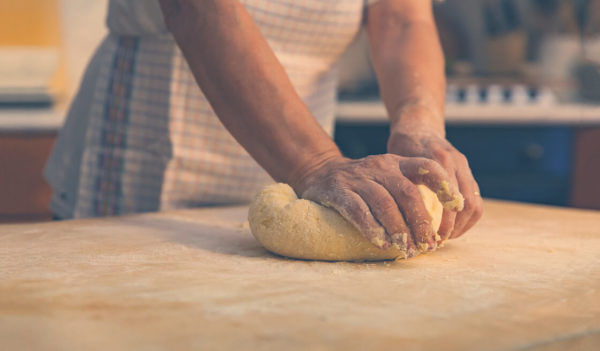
[286,148,344,196]
[389,98,445,139]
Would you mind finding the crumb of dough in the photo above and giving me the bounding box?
[372,237,386,248]
[437,180,465,211]
[237,221,250,229]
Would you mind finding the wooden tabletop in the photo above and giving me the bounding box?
[1,200,599,350]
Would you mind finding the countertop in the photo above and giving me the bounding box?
[0,108,64,132]
[337,100,600,126]
[1,200,599,350]
[2,100,600,132]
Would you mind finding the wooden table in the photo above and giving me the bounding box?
[1,200,599,350]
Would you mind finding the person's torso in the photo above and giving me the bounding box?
[106,0,365,67]
[46,0,369,218]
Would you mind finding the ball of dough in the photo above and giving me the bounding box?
[248,183,443,262]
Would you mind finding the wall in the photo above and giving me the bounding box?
[59,0,108,104]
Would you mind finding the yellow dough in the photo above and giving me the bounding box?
[248,183,444,261]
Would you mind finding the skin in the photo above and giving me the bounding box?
[158,0,483,253]
[366,0,483,240]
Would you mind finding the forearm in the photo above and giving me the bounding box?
[159,0,340,190]
[367,1,446,137]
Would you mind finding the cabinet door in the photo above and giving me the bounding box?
[0,133,55,222]
[446,126,573,206]
[571,127,600,210]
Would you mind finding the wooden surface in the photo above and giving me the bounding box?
[1,200,599,350]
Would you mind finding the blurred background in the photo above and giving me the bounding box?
[0,0,599,223]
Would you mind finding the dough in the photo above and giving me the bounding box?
[248,183,444,262]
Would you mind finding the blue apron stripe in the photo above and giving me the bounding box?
[94,36,140,216]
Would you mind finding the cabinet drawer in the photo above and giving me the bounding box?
[446,126,573,176]
[473,172,570,206]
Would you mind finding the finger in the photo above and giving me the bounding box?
[437,170,460,242]
[372,173,438,252]
[398,157,464,211]
[305,188,391,249]
[401,157,460,243]
[352,180,416,254]
[450,169,484,239]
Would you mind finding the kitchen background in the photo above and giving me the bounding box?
[1,0,599,222]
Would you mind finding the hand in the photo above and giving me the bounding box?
[291,154,463,256]
[387,128,483,242]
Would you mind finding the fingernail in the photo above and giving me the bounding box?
[407,247,419,258]
[391,233,409,254]
[429,240,438,251]
[391,232,408,244]
[392,243,407,256]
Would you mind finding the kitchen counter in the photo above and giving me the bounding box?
[0,108,64,132]
[1,200,599,350]
[2,100,600,133]
[337,100,600,125]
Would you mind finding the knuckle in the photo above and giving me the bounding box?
[328,172,346,187]
[363,155,378,163]
[434,151,452,167]
[464,198,484,220]
[418,157,437,168]
[471,201,484,220]
[381,153,399,163]
[403,156,429,169]
[368,154,400,170]
[375,197,399,215]
[419,158,446,175]
[364,155,386,168]
[399,183,421,202]
[456,152,469,165]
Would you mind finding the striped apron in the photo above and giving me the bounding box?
[45,0,371,218]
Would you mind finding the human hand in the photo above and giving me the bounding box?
[291,154,464,256]
[387,128,483,242]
